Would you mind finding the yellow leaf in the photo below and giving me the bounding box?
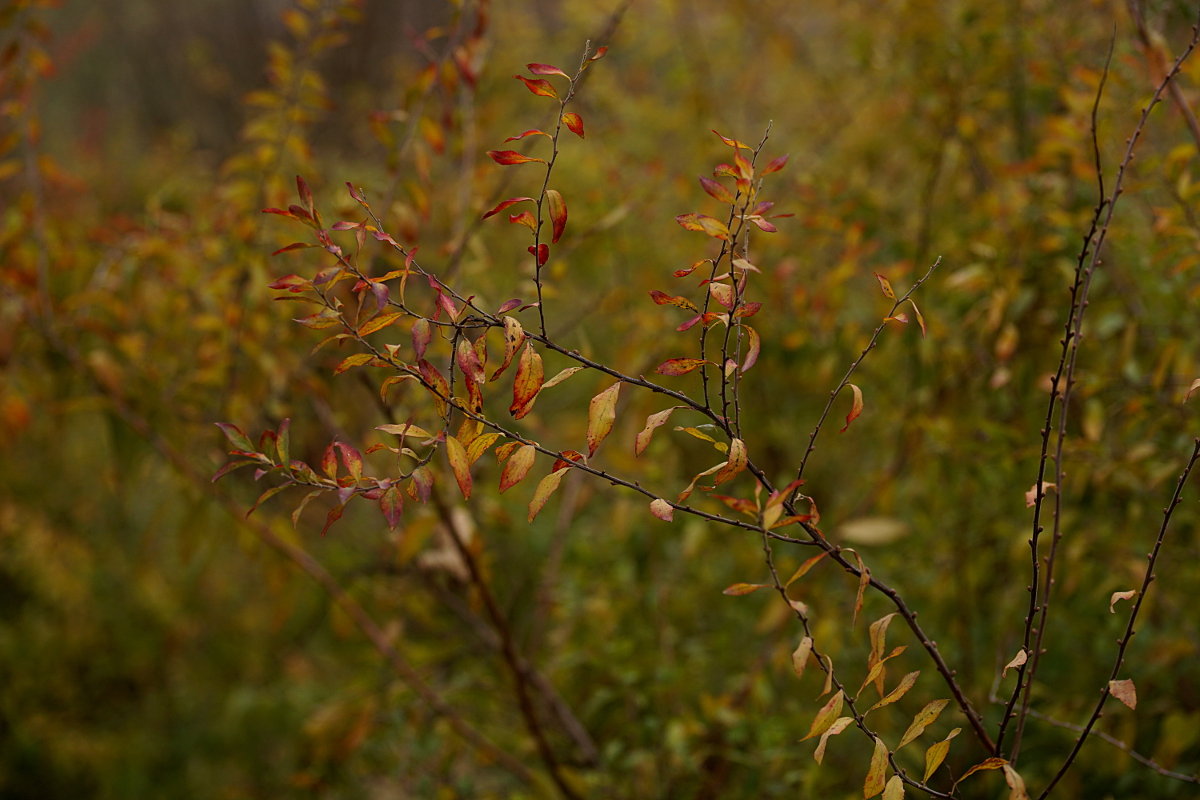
[874,272,896,300]
[528,468,568,522]
[882,775,905,800]
[802,691,844,741]
[923,728,961,782]
[868,670,919,713]
[586,381,621,456]
[499,444,536,493]
[897,699,949,750]
[445,435,472,499]
[864,736,889,798]
[813,716,854,764]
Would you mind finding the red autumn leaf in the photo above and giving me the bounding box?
[296,174,314,212]
[588,46,608,61]
[655,358,708,376]
[379,485,403,530]
[528,243,549,266]
[551,450,585,472]
[482,196,534,219]
[510,342,544,418]
[488,149,545,165]
[499,444,537,493]
[699,176,734,203]
[761,153,789,174]
[271,242,316,256]
[411,318,432,360]
[503,129,550,143]
[268,274,310,292]
[546,189,568,243]
[649,290,699,312]
[514,74,557,98]
[561,112,585,138]
[526,62,568,78]
[509,211,537,230]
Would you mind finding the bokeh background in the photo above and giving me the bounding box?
[2,0,1200,797]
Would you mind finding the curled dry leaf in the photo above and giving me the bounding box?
[1109,590,1137,613]
[635,406,683,456]
[840,383,864,433]
[1003,764,1030,800]
[1024,481,1057,508]
[792,636,813,678]
[1002,648,1028,679]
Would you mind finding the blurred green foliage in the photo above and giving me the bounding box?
[2,0,1200,797]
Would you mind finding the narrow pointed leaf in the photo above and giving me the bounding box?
[897,699,949,750]
[868,670,919,713]
[813,717,854,764]
[655,358,708,376]
[445,435,472,499]
[801,691,845,741]
[482,196,534,219]
[721,582,769,596]
[510,342,544,418]
[956,757,1008,787]
[514,74,557,97]
[488,150,545,165]
[528,468,568,522]
[546,189,568,243]
[699,176,734,203]
[923,728,961,782]
[840,383,864,433]
[499,444,537,493]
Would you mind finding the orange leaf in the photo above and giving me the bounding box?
[499,444,537,493]
[711,129,752,150]
[482,196,534,219]
[586,381,621,456]
[655,358,708,376]
[514,74,557,98]
[699,175,734,203]
[711,437,748,486]
[721,582,769,596]
[510,342,544,418]
[675,212,731,241]
[445,435,472,499]
[955,757,1008,787]
[488,149,545,165]
[561,112,585,138]
[785,552,829,587]
[491,316,526,381]
[761,153,789,175]
[546,189,568,243]
[840,383,864,433]
[503,129,550,143]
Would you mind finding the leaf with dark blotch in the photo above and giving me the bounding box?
[864,737,889,799]
[491,316,525,381]
[561,112,585,138]
[649,290,699,312]
[840,383,864,433]
[510,343,544,418]
[503,129,550,143]
[488,149,545,166]
[655,358,708,376]
[635,406,684,456]
[874,272,897,300]
[482,196,534,219]
[897,699,950,750]
[586,382,621,456]
[216,422,257,453]
[499,444,537,493]
[699,176,734,203]
[722,582,770,596]
[528,468,569,522]
[546,189,567,243]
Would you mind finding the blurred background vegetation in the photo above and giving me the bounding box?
[2,0,1200,797]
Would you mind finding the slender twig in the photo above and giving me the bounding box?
[998,17,1200,758]
[429,487,583,800]
[1036,439,1200,799]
